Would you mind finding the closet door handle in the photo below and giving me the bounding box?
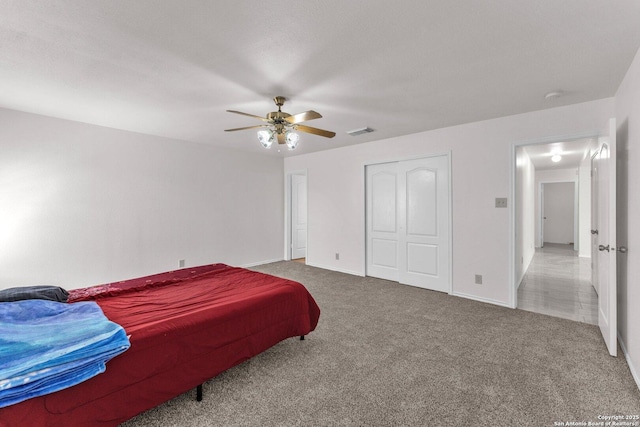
[599,244,610,252]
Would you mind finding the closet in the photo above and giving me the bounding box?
[365,155,450,292]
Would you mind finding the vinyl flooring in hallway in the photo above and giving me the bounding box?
[517,243,598,325]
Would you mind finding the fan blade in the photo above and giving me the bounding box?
[295,124,336,138]
[226,110,269,122]
[225,125,268,132]
[285,110,322,124]
[277,132,285,145]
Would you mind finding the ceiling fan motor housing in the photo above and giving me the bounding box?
[267,108,292,135]
[273,96,286,107]
[266,111,291,122]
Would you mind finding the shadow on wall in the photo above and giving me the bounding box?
[616,118,629,335]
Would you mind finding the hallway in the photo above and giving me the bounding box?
[517,243,598,325]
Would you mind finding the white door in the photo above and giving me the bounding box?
[542,182,575,245]
[291,174,307,259]
[366,162,399,281]
[366,156,450,292]
[594,118,617,357]
[591,152,599,296]
[398,157,450,291]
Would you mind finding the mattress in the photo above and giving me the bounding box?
[0,264,320,427]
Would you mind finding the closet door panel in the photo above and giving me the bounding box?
[398,156,450,292]
[371,172,397,233]
[366,163,399,281]
[406,243,438,276]
[406,168,437,236]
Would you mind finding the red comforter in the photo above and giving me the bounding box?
[0,264,320,427]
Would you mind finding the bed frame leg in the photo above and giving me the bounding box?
[196,384,203,402]
[300,335,305,340]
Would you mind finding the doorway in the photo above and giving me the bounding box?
[513,122,619,356]
[540,181,577,248]
[286,172,307,263]
[513,138,595,323]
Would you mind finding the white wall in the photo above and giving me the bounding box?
[578,153,592,257]
[534,168,578,248]
[285,98,613,307]
[0,108,284,289]
[515,147,536,286]
[614,47,640,389]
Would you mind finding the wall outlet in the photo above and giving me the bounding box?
[179,259,185,268]
[495,198,508,208]
[475,274,483,284]
[335,253,340,260]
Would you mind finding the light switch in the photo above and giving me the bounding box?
[495,198,508,208]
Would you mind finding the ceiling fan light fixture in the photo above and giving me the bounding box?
[285,130,300,150]
[226,96,335,150]
[257,129,274,148]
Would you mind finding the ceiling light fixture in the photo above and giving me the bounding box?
[551,154,562,162]
[257,129,275,149]
[285,129,300,150]
[256,123,300,150]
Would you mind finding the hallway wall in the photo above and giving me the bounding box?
[614,45,640,389]
[515,147,536,286]
[578,153,592,258]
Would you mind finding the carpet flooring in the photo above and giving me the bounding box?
[121,261,640,426]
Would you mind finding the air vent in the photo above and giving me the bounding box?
[346,127,374,136]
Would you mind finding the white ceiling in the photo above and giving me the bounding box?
[1,1,640,157]
[523,138,593,171]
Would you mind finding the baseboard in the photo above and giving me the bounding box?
[240,258,284,268]
[617,332,640,391]
[451,291,513,308]
[304,261,365,277]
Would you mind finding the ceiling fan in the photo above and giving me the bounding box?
[225,96,335,150]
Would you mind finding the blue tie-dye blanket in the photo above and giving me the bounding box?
[0,299,130,408]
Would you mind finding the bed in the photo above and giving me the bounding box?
[0,263,320,427]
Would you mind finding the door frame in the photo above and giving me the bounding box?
[284,170,308,261]
[509,131,599,309]
[362,151,453,294]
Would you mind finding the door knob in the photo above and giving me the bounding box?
[617,246,627,254]
[599,244,610,252]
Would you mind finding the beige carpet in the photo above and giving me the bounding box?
[121,261,640,426]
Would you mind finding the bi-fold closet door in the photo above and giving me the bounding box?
[366,155,450,293]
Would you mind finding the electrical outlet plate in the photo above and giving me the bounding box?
[495,198,508,208]
[475,274,483,284]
